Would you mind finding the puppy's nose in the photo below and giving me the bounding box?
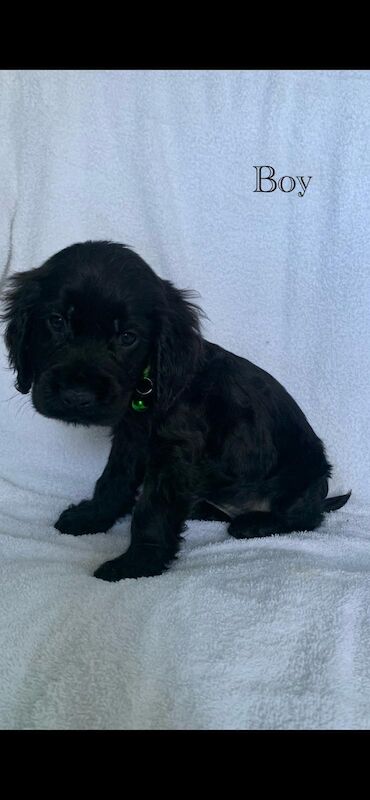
[60,388,95,408]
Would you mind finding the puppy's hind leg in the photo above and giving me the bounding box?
[227,506,322,540]
[188,500,231,522]
[228,511,281,539]
[228,478,329,540]
[205,489,280,539]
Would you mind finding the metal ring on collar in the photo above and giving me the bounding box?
[136,377,154,397]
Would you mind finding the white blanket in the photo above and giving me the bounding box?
[0,70,369,729]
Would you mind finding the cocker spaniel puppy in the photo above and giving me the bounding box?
[1,241,351,581]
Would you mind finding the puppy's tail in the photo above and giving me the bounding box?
[323,491,352,513]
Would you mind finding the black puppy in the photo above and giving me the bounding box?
[1,241,351,581]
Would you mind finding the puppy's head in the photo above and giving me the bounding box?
[1,241,203,426]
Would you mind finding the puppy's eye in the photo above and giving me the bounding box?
[48,313,65,333]
[117,331,137,346]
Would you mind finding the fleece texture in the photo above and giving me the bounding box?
[0,70,369,729]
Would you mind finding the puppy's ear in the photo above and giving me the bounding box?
[155,280,204,413]
[1,271,40,393]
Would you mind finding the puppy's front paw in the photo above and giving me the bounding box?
[94,546,168,582]
[55,500,114,536]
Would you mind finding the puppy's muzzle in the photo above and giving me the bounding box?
[32,357,129,426]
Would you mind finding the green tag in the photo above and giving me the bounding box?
[132,398,148,412]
